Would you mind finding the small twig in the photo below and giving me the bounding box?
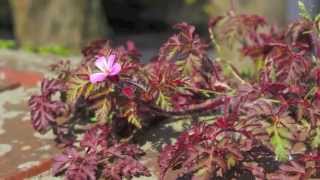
[0,82,21,93]
[140,97,225,117]
[304,86,317,100]
[123,79,147,91]
[184,86,227,96]
[230,0,236,14]
[228,64,247,84]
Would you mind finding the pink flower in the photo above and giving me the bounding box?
[89,55,121,84]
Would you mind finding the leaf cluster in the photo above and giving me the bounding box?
[28,4,320,179]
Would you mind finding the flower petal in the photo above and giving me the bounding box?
[106,54,116,69]
[95,56,107,72]
[89,73,107,83]
[108,63,121,76]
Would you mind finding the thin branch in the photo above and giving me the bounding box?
[140,97,225,116]
[0,83,21,93]
[230,0,236,13]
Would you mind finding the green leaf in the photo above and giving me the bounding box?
[90,116,97,122]
[311,127,320,148]
[124,104,142,128]
[298,1,312,20]
[156,91,172,110]
[270,64,277,82]
[278,127,293,139]
[226,154,237,169]
[194,167,207,177]
[95,98,111,123]
[66,77,90,103]
[176,54,201,76]
[128,114,142,129]
[270,125,291,161]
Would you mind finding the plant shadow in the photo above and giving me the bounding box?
[134,116,194,152]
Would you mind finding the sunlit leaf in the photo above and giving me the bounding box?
[298,1,312,20]
[311,127,320,148]
[270,125,291,161]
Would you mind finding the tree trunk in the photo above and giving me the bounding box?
[9,0,111,50]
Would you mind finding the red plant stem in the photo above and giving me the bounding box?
[142,97,225,116]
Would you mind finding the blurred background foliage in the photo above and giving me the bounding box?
[0,0,319,56]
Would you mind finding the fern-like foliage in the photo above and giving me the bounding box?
[298,1,312,20]
[53,125,150,180]
[29,79,67,133]
[28,6,320,179]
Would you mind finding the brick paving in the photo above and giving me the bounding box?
[0,49,189,179]
[0,50,72,179]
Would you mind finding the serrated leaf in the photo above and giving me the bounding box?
[167,46,178,60]
[270,125,291,161]
[128,114,142,129]
[266,126,273,135]
[278,127,293,139]
[311,127,320,148]
[28,79,66,133]
[67,76,91,103]
[85,83,95,97]
[156,91,172,110]
[29,95,65,133]
[270,44,310,83]
[226,154,236,169]
[123,102,142,128]
[194,167,207,177]
[298,1,312,20]
[95,98,111,123]
[176,54,201,76]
